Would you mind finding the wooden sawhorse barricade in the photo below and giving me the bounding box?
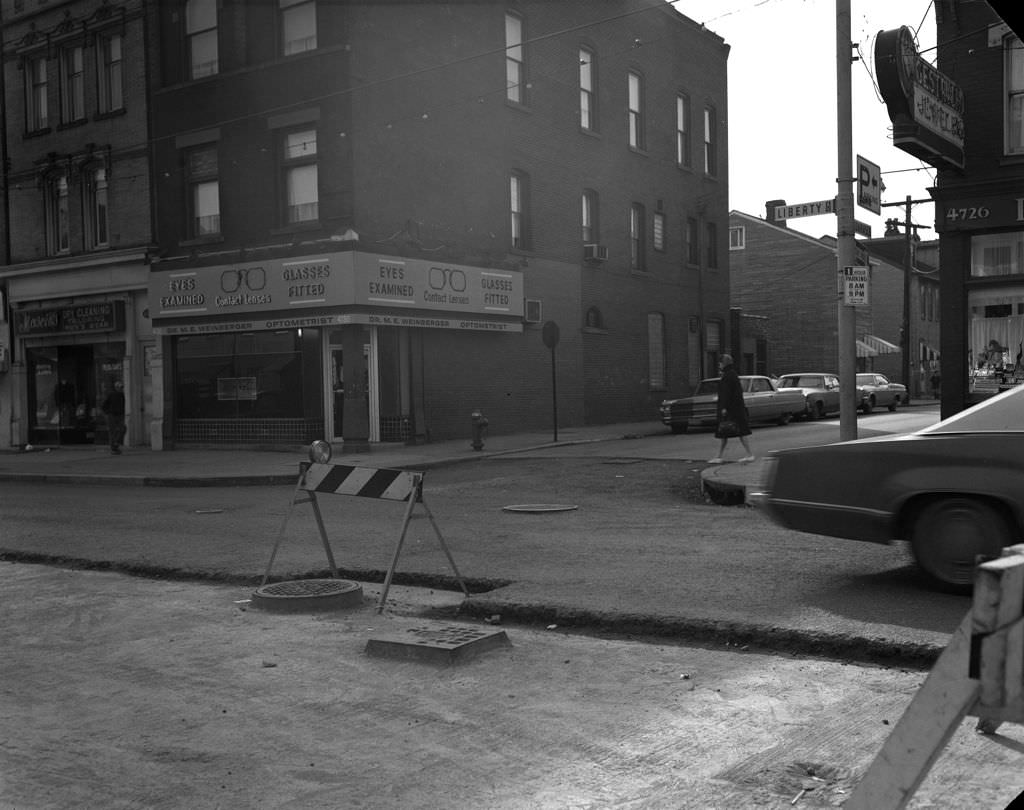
[846,544,1024,809]
[261,461,469,612]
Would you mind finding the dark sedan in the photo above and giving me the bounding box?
[756,385,1024,591]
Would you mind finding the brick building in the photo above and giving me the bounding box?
[0,0,154,449]
[139,0,730,448]
[922,3,1024,414]
[728,208,938,393]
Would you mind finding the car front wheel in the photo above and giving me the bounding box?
[861,397,873,414]
[670,422,688,435]
[910,497,1011,592]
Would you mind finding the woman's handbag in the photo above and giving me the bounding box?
[718,410,740,437]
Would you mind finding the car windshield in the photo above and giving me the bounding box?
[693,379,720,396]
[779,376,820,388]
[918,384,1024,434]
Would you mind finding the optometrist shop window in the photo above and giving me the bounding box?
[968,232,1024,394]
[174,330,322,419]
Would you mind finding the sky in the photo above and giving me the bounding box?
[677,0,940,241]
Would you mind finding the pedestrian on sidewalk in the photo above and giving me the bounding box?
[708,354,754,465]
[101,380,126,455]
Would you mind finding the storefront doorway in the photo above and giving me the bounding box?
[25,345,121,445]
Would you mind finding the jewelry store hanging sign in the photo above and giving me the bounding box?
[150,252,524,320]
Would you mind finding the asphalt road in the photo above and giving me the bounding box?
[0,410,969,665]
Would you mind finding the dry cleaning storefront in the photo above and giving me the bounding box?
[148,250,524,448]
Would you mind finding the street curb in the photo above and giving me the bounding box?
[458,595,944,669]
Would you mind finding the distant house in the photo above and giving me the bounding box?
[728,209,939,397]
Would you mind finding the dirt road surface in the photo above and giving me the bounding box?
[3,562,1023,809]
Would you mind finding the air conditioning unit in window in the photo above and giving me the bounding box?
[524,299,542,324]
[583,244,609,261]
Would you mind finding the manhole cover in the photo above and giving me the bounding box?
[365,624,511,665]
[502,504,578,513]
[251,578,363,612]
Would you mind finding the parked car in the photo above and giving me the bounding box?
[659,375,806,434]
[756,384,1024,592]
[776,373,841,420]
[856,372,907,413]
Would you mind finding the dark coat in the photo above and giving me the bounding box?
[715,365,751,438]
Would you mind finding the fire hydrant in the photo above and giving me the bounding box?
[470,409,489,451]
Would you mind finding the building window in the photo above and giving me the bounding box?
[630,203,645,270]
[187,145,220,237]
[281,0,317,56]
[647,312,666,390]
[705,221,718,269]
[1007,34,1024,155]
[676,93,691,167]
[729,226,745,250]
[96,32,124,114]
[686,217,699,265]
[704,106,717,176]
[581,189,598,243]
[60,45,85,124]
[186,0,219,80]
[505,12,525,104]
[25,55,48,132]
[653,211,665,252]
[706,319,723,373]
[585,306,604,329]
[579,47,596,130]
[45,174,70,255]
[628,71,645,149]
[282,128,319,224]
[510,171,530,249]
[85,167,109,249]
[970,232,1024,276]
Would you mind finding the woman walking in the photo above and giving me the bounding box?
[708,354,754,464]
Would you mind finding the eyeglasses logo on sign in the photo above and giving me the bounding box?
[217,267,272,307]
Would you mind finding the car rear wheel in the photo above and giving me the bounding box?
[777,412,792,426]
[910,497,1011,592]
[810,401,825,419]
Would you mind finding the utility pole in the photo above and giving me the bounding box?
[836,0,857,442]
[881,195,931,405]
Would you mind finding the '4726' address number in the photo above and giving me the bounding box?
[946,206,990,221]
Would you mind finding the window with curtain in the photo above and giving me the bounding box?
[704,106,717,176]
[187,145,220,237]
[510,171,529,249]
[970,232,1024,277]
[282,128,319,224]
[676,93,691,167]
[579,47,596,130]
[97,32,123,113]
[628,71,645,149]
[45,174,70,255]
[653,212,665,252]
[25,54,48,132]
[630,203,645,270]
[281,0,317,56]
[1007,34,1024,154]
[186,0,219,79]
[581,189,598,243]
[85,167,109,250]
[505,12,525,104]
[60,45,85,124]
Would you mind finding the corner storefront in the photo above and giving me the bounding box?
[148,250,524,448]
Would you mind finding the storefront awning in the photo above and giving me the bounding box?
[856,340,878,358]
[862,334,901,354]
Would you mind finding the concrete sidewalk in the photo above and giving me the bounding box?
[0,420,769,501]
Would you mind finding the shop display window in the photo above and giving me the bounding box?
[968,286,1024,394]
[174,329,320,419]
